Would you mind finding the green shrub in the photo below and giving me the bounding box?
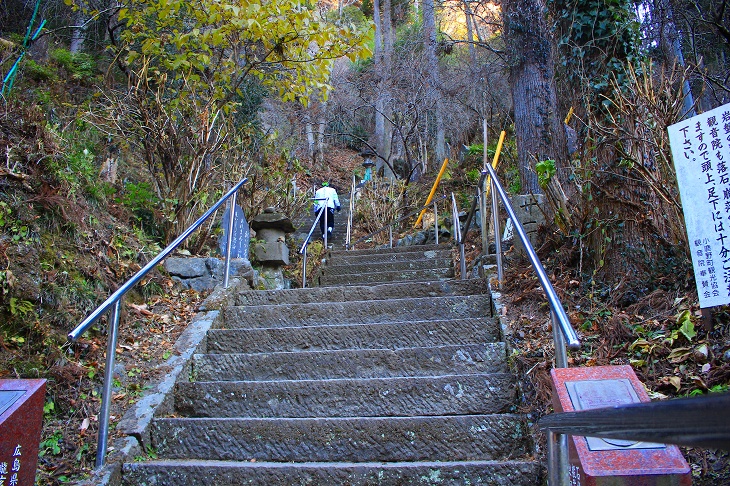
[49,48,96,81]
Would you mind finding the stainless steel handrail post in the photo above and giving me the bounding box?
[490,175,503,286]
[95,299,121,468]
[222,191,238,289]
[547,430,570,486]
[389,226,393,248]
[434,201,439,245]
[451,193,466,279]
[346,176,355,250]
[323,197,329,248]
[552,309,569,368]
[302,247,308,288]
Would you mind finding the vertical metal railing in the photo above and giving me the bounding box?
[346,176,355,250]
[299,197,330,288]
[67,177,248,467]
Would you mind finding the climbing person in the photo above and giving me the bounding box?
[313,181,341,242]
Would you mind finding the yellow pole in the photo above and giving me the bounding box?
[484,131,506,198]
[564,106,574,125]
[414,158,450,228]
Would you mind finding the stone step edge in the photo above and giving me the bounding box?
[328,244,448,256]
[194,342,505,358]
[320,258,454,273]
[124,458,538,469]
[209,316,497,333]
[223,293,488,312]
[178,371,513,386]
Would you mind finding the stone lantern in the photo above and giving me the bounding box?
[359,146,376,182]
[251,207,295,289]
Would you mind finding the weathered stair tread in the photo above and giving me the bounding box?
[174,373,517,418]
[232,279,488,306]
[220,295,491,329]
[325,247,452,266]
[319,256,453,276]
[318,267,454,286]
[150,414,530,462]
[206,317,500,353]
[329,243,446,257]
[192,343,508,381]
[123,458,542,485]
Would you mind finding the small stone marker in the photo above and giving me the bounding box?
[0,379,46,486]
[219,204,250,259]
[551,366,690,485]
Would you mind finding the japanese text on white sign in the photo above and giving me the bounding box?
[669,102,730,308]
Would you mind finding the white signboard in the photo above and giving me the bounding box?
[668,102,730,308]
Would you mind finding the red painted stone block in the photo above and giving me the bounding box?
[551,365,691,486]
[0,380,46,486]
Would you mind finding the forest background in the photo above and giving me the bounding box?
[1,0,729,482]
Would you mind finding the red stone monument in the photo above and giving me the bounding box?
[551,366,691,485]
[0,379,46,486]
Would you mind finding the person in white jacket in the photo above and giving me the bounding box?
[313,181,341,240]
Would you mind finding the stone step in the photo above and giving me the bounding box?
[325,247,452,266]
[319,256,453,277]
[174,373,517,418]
[329,243,445,257]
[206,317,499,354]
[232,279,488,306]
[124,459,541,485]
[220,295,491,329]
[192,343,507,381]
[318,267,454,286]
[149,414,530,462]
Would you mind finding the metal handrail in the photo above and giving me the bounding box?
[483,163,580,351]
[346,176,355,249]
[299,197,330,288]
[348,193,450,249]
[451,193,467,279]
[479,156,579,486]
[67,177,248,467]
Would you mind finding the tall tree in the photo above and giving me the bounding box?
[373,0,395,178]
[423,0,446,164]
[502,0,570,198]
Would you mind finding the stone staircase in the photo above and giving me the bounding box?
[122,244,541,485]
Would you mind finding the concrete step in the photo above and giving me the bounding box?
[318,267,454,286]
[149,414,530,462]
[206,317,499,353]
[174,373,517,418]
[319,256,453,277]
[329,243,445,257]
[325,247,452,266]
[232,279,488,306]
[124,459,542,485]
[219,295,491,329]
[192,343,507,381]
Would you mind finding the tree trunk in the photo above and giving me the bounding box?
[502,0,569,197]
[316,101,327,166]
[373,0,395,179]
[423,0,446,164]
[463,0,477,65]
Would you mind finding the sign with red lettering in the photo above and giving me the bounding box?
[669,102,730,308]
